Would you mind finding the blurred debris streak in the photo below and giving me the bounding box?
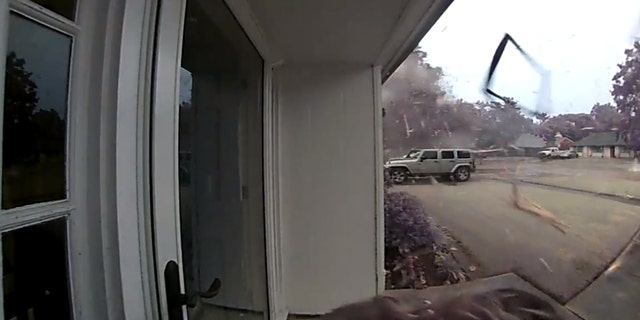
[510,181,569,234]
[539,258,553,273]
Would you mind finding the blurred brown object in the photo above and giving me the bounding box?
[321,288,563,320]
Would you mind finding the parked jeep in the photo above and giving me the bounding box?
[384,149,476,184]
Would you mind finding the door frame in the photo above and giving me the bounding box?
[119,0,287,318]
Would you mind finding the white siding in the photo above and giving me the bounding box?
[277,63,378,314]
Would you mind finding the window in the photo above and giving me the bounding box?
[3,218,71,319]
[406,149,422,159]
[1,2,79,319]
[3,13,72,209]
[32,0,77,20]
[441,150,455,159]
[421,151,438,159]
[456,150,471,158]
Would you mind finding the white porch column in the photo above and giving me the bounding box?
[276,63,382,314]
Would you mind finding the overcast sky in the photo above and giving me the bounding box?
[419,0,640,115]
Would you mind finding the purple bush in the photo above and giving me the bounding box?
[383,169,471,289]
[384,191,435,256]
[384,189,438,289]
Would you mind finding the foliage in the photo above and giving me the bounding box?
[383,51,534,152]
[591,103,622,132]
[383,48,638,154]
[384,188,435,289]
[384,190,435,258]
[474,100,533,148]
[4,52,40,167]
[612,41,640,155]
[533,113,597,141]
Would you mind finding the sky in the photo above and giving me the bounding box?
[419,0,640,115]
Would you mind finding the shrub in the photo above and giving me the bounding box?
[383,169,468,289]
[384,180,438,288]
[384,191,435,258]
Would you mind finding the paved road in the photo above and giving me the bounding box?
[394,179,640,303]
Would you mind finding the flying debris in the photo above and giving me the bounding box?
[482,33,552,116]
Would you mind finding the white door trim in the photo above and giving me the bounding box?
[264,64,288,320]
[372,65,385,294]
[114,0,159,318]
[150,0,187,319]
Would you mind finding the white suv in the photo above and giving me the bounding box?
[384,149,476,184]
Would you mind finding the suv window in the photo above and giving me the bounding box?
[456,150,471,159]
[441,151,455,159]
[421,151,438,160]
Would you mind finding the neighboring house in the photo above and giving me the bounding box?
[557,137,574,150]
[574,132,631,158]
[554,132,574,150]
[514,133,546,156]
[0,1,453,320]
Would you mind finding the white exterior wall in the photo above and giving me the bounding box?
[277,63,380,314]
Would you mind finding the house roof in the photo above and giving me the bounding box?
[574,132,626,147]
[514,133,546,148]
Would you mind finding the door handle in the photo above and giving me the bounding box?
[433,161,439,163]
[164,260,222,318]
[165,260,186,320]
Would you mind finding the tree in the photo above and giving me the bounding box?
[3,52,40,167]
[474,100,533,149]
[533,113,596,142]
[590,102,622,132]
[383,51,531,152]
[611,41,640,158]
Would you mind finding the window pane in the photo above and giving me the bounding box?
[441,151,454,159]
[423,151,437,159]
[32,0,77,20]
[457,150,471,158]
[3,218,72,319]
[3,14,71,209]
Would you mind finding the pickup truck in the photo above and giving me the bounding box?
[538,147,562,159]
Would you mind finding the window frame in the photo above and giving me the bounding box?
[0,0,83,317]
[1,0,78,217]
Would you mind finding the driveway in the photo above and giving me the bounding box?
[393,179,640,303]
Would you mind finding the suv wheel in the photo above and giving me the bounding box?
[453,166,470,182]
[390,168,409,184]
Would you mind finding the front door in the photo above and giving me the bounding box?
[151,0,267,319]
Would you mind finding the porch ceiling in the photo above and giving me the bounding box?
[245,0,452,66]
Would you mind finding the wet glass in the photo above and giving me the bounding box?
[32,0,77,20]
[382,1,640,318]
[177,0,266,318]
[2,218,72,319]
[3,13,71,209]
